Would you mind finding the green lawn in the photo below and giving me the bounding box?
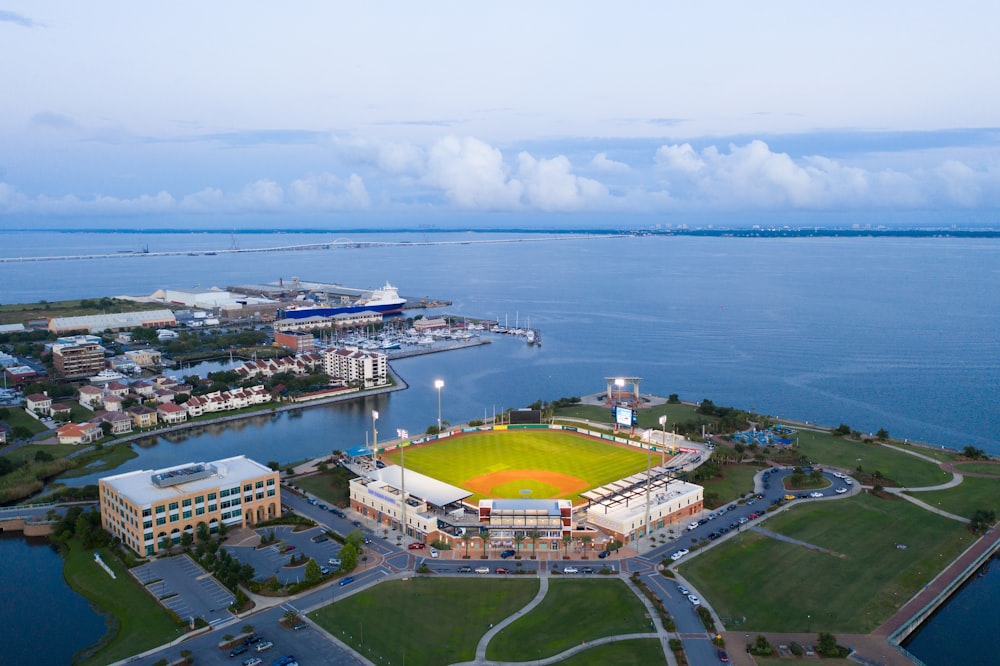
[907,476,1000,518]
[383,430,650,501]
[953,462,1000,476]
[293,467,355,505]
[310,577,538,666]
[487,578,651,660]
[679,494,970,633]
[0,407,50,436]
[2,443,79,461]
[701,464,760,506]
[57,443,139,479]
[63,540,185,665]
[555,402,701,431]
[794,430,950,488]
[557,638,668,666]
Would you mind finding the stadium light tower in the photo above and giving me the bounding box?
[659,414,668,464]
[435,379,445,432]
[372,409,379,465]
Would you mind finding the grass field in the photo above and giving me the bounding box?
[952,462,1000,476]
[487,578,651,660]
[63,540,184,665]
[679,494,971,633]
[310,578,539,666]
[794,430,950,488]
[382,430,651,503]
[309,577,662,666]
[293,466,355,505]
[907,476,1000,518]
[701,464,760,506]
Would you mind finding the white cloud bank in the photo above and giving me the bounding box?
[1,136,998,217]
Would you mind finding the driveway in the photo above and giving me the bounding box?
[224,525,343,584]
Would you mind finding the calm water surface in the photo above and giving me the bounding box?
[1,230,998,665]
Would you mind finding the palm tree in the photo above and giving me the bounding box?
[482,531,489,558]
[514,532,526,556]
[528,529,541,558]
[562,533,571,559]
[461,531,472,558]
[581,534,592,557]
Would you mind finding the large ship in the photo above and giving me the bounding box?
[281,282,406,319]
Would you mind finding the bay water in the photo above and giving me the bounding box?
[1,229,998,664]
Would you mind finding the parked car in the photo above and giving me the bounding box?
[809,491,824,498]
[328,557,342,567]
[563,566,579,574]
[836,487,848,494]
[229,645,248,657]
[738,516,749,524]
[407,542,426,549]
[241,658,262,666]
[582,567,594,574]
[320,566,330,575]
[718,647,729,662]
[495,567,510,574]
[255,641,274,652]
[338,576,355,587]
[598,550,611,558]
[687,522,699,531]
[429,547,438,558]
[500,549,517,558]
[352,520,362,527]
[313,535,329,543]
[457,566,473,573]
[687,594,700,605]
[474,566,490,574]
[677,584,689,595]
[317,503,328,510]
[670,549,689,561]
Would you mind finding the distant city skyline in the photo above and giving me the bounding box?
[1,2,998,222]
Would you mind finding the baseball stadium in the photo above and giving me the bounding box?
[346,420,705,556]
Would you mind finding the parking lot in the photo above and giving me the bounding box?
[131,555,235,627]
[224,525,344,584]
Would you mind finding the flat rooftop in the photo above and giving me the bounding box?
[101,455,273,507]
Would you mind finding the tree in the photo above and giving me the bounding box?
[817,632,839,657]
[528,529,541,558]
[580,535,592,554]
[180,531,193,548]
[970,509,997,534]
[834,423,851,436]
[266,460,281,471]
[876,428,889,441]
[667,394,680,404]
[196,521,210,542]
[305,558,321,583]
[461,531,472,558]
[513,532,525,555]
[562,533,571,558]
[963,446,986,460]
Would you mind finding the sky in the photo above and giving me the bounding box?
[1,1,999,227]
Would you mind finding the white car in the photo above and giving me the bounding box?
[474,566,490,574]
[844,478,853,485]
[670,549,689,561]
[255,641,274,653]
[563,566,579,574]
[328,557,341,567]
[429,547,439,558]
[687,522,699,531]
[836,487,848,494]
[809,492,823,498]
[687,594,700,605]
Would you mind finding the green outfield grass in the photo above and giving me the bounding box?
[382,430,651,502]
[679,494,970,633]
[701,464,760,506]
[794,430,950,488]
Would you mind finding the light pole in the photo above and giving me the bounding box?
[371,409,379,466]
[434,379,444,432]
[658,414,668,463]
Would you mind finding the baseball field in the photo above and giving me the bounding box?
[381,429,652,503]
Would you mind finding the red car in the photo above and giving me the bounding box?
[495,567,510,574]
[407,542,426,549]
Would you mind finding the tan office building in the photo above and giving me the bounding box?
[99,455,279,556]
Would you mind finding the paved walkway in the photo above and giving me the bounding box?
[749,526,845,558]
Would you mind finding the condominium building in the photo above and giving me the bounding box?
[52,341,106,379]
[323,347,388,387]
[99,455,279,556]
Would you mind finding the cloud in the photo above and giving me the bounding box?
[516,153,608,211]
[654,139,938,208]
[591,152,630,173]
[288,173,370,209]
[0,10,42,28]
[424,136,523,209]
[30,111,80,130]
